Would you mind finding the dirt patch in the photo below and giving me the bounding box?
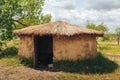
[0,65,61,80]
[0,54,120,80]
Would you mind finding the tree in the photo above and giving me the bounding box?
[87,23,108,32]
[0,0,51,46]
[115,27,120,45]
[97,23,108,32]
[87,22,109,41]
[86,23,96,31]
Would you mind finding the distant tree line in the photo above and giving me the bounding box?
[86,22,120,45]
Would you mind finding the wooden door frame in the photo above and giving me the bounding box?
[33,35,53,68]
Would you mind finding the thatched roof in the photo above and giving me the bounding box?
[13,21,104,36]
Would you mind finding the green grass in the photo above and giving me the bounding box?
[0,45,33,67]
[1,39,120,80]
[0,57,21,66]
[0,41,21,66]
[54,53,118,74]
[98,41,120,54]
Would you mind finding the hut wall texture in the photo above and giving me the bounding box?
[18,36,34,58]
[53,35,97,60]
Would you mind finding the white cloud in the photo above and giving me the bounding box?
[44,0,75,10]
[85,0,120,10]
[43,0,120,32]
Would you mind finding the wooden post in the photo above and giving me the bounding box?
[33,51,37,68]
[117,37,119,46]
[118,37,119,46]
[33,35,37,68]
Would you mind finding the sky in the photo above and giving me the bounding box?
[43,0,120,32]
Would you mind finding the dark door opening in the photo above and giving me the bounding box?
[34,35,53,68]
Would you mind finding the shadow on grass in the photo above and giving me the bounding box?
[0,47,33,67]
[0,48,119,74]
[54,53,119,74]
[0,47,18,58]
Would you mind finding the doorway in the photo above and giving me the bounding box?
[34,35,53,68]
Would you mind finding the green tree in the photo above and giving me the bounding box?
[87,23,108,32]
[86,23,96,30]
[87,22,109,41]
[97,23,108,32]
[0,0,51,47]
[0,0,51,40]
[116,27,120,45]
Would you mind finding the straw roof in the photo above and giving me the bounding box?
[13,21,104,36]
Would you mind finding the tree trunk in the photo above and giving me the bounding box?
[118,38,119,46]
[0,49,2,51]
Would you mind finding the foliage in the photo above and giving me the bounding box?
[0,46,21,66]
[116,27,120,35]
[102,34,110,41]
[115,27,120,45]
[87,23,109,41]
[0,47,18,58]
[87,23,108,32]
[98,34,116,42]
[0,46,33,66]
[20,57,33,67]
[0,0,51,46]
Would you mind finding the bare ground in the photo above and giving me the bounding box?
[0,65,62,80]
[0,54,120,80]
[0,64,120,80]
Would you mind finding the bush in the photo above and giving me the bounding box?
[20,57,33,67]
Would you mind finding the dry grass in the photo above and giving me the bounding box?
[98,41,120,54]
[1,40,120,80]
[0,61,120,80]
[0,48,120,80]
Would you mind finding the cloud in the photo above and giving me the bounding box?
[85,0,120,10]
[44,0,76,10]
[43,0,120,32]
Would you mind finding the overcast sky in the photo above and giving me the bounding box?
[43,0,120,32]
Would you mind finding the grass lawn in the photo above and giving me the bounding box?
[98,41,120,54]
[0,40,120,80]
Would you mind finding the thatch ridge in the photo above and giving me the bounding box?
[13,21,104,36]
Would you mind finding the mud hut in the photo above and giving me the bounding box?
[13,21,103,67]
